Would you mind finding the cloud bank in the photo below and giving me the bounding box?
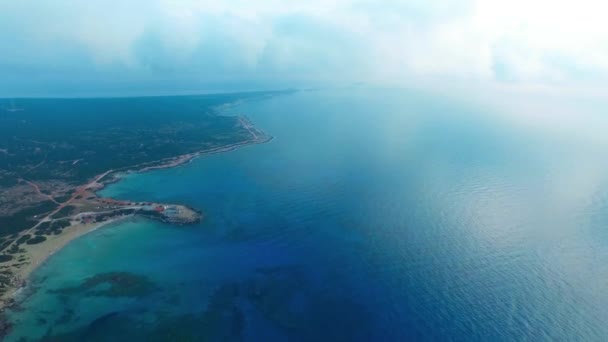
[1,0,607,95]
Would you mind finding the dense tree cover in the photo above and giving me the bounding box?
[0,201,57,236]
[0,91,282,237]
[0,92,272,185]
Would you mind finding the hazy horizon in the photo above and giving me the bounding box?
[2,0,608,98]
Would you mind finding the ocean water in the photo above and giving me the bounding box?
[7,89,608,341]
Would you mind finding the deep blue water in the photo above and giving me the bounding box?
[7,89,608,341]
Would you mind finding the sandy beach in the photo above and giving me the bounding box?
[14,218,126,283]
[0,217,127,307]
[0,124,272,314]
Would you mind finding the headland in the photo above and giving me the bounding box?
[0,93,277,337]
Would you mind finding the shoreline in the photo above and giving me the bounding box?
[0,122,272,323]
[13,217,127,289]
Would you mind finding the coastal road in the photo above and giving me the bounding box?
[240,117,259,140]
[20,179,60,205]
[2,170,115,253]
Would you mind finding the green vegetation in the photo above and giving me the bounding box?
[35,220,70,236]
[94,209,136,223]
[0,201,57,237]
[51,205,76,219]
[54,194,73,203]
[0,91,282,238]
[0,255,13,263]
[0,93,270,186]
[25,236,47,245]
[15,234,31,245]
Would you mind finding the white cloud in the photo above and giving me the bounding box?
[1,0,607,92]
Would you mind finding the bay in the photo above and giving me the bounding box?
[7,88,608,341]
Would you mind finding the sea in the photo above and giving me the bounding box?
[6,88,608,341]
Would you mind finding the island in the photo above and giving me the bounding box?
[0,91,278,335]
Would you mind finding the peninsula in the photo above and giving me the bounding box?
[0,92,276,331]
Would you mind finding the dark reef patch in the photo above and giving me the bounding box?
[49,272,156,298]
[34,266,372,341]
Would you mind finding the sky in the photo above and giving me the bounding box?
[1,0,607,96]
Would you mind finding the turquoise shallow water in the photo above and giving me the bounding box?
[7,89,608,341]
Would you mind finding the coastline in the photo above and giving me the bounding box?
[0,118,273,330]
[12,217,127,291]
